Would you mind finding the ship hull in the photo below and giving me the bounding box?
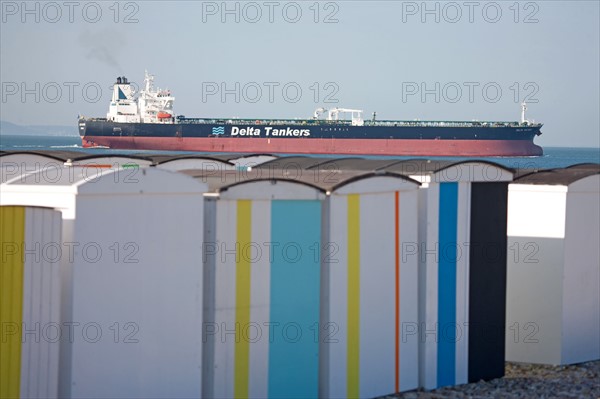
[79,120,543,156]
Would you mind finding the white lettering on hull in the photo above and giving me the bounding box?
[230,126,311,137]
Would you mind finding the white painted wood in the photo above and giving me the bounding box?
[562,175,600,363]
[324,178,421,397]
[324,195,349,399]
[2,168,207,398]
[19,207,62,399]
[454,182,471,385]
[248,200,271,398]
[420,184,440,390]
[358,193,395,398]
[507,185,567,238]
[68,192,204,398]
[398,190,419,391]
[212,200,237,399]
[506,175,600,365]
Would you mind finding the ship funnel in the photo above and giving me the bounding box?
[112,76,135,102]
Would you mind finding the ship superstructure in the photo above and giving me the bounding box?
[107,71,175,124]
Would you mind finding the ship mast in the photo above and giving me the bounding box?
[138,71,175,124]
[521,102,528,124]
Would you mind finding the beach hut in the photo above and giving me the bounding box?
[200,173,325,399]
[1,206,62,399]
[320,170,421,398]
[386,160,514,390]
[1,167,207,398]
[505,165,600,365]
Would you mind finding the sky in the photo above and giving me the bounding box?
[1,0,599,148]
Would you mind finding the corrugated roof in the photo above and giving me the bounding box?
[255,156,339,170]
[0,150,154,163]
[311,158,402,171]
[147,155,235,166]
[133,152,279,164]
[5,150,595,187]
[2,166,207,193]
[514,164,599,185]
[0,151,277,167]
[382,159,456,175]
[251,156,497,177]
[511,168,546,180]
[565,163,600,170]
[67,153,154,163]
[6,166,115,186]
[0,150,83,162]
[183,168,420,193]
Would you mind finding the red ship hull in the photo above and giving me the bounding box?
[82,136,543,157]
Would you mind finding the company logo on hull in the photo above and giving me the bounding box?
[212,126,225,135]
[231,126,311,137]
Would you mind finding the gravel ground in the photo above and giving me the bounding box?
[384,360,600,399]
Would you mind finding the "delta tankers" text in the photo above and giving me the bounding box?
[231,126,311,137]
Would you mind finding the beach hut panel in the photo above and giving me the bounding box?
[0,206,62,399]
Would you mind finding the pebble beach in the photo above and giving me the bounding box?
[387,361,600,399]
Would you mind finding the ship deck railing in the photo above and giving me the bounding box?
[175,118,536,128]
[82,117,540,128]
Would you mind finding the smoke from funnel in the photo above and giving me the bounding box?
[78,29,124,72]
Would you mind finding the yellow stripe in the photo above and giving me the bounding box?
[234,200,252,399]
[0,206,25,399]
[347,195,360,398]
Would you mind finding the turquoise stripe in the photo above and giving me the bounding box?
[268,200,321,399]
[437,183,458,387]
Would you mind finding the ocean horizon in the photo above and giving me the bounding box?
[1,133,598,171]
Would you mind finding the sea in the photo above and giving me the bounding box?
[1,134,599,171]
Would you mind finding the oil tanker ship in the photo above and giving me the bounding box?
[79,72,543,156]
